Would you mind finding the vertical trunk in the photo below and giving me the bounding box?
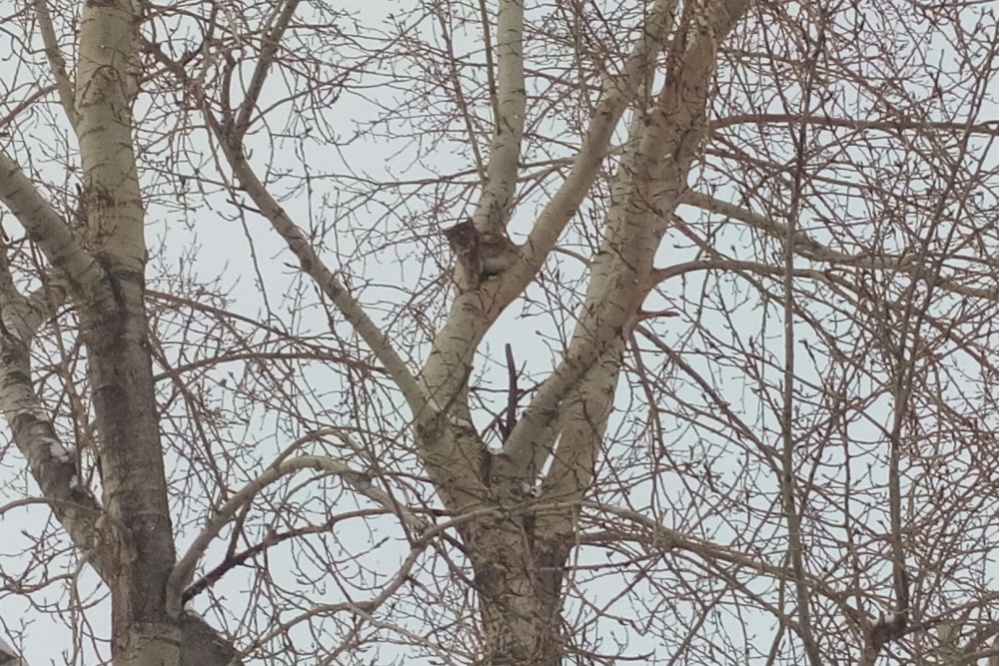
[74,0,180,662]
[82,294,180,662]
[468,517,571,666]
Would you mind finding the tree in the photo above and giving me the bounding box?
[0,0,995,664]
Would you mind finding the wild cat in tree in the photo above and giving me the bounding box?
[443,218,517,290]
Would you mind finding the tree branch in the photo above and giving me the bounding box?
[418,0,681,438]
[215,139,429,415]
[0,260,105,576]
[138,39,429,413]
[710,113,998,136]
[167,453,425,615]
[679,190,998,298]
[471,0,526,236]
[514,0,680,279]
[503,0,749,479]
[231,0,300,139]
[31,0,77,130]
[0,152,103,297]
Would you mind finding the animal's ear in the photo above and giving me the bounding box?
[443,219,479,252]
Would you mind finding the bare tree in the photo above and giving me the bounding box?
[0,0,995,665]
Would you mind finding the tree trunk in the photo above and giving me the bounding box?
[467,513,571,665]
[81,291,181,663]
[74,0,181,662]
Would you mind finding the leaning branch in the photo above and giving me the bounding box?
[515,0,679,278]
[31,0,77,129]
[0,151,102,295]
[710,113,998,136]
[167,453,425,615]
[217,139,428,414]
[505,0,749,476]
[231,0,300,139]
[418,0,681,421]
[148,5,428,415]
[679,191,998,299]
[0,262,105,578]
[471,0,526,235]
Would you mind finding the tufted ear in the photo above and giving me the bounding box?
[443,219,479,254]
[443,219,483,289]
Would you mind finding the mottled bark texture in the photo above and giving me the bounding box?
[0,0,750,662]
[72,0,180,661]
[418,1,749,662]
[0,0,240,663]
[466,517,570,665]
